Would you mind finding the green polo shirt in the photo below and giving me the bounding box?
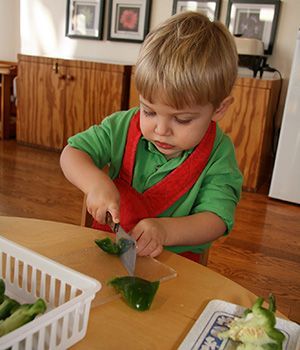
[68,107,243,254]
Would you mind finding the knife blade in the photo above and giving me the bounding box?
[106,212,136,276]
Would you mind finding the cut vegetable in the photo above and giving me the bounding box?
[95,237,133,256]
[219,294,285,350]
[0,298,47,337]
[108,276,160,311]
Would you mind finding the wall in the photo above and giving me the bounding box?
[17,0,172,65]
[263,0,300,128]
[0,0,20,62]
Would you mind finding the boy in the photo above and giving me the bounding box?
[60,11,243,262]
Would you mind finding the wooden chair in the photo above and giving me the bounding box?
[199,249,209,266]
[81,194,93,227]
[81,194,209,266]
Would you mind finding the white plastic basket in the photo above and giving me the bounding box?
[0,236,101,350]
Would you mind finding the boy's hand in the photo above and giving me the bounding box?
[86,185,120,225]
[130,218,167,257]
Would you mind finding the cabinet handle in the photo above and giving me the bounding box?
[66,75,74,81]
[52,63,59,74]
[58,74,66,80]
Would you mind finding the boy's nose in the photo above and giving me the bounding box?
[154,119,171,136]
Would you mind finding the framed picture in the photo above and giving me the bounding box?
[108,0,152,43]
[226,0,281,55]
[172,0,221,21]
[66,0,105,39]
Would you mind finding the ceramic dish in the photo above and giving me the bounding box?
[178,299,300,350]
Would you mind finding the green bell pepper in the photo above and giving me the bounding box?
[219,294,285,350]
[108,276,160,311]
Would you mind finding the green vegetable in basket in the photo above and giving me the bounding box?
[0,279,5,304]
[0,298,47,337]
[218,294,285,350]
[108,276,160,311]
[95,237,133,256]
[0,296,20,320]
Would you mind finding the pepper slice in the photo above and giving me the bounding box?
[95,237,133,256]
[108,276,160,311]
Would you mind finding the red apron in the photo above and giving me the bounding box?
[93,111,216,262]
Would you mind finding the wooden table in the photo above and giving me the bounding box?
[0,63,17,139]
[0,216,259,349]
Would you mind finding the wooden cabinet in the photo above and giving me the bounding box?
[17,54,131,150]
[219,78,281,192]
[129,68,281,192]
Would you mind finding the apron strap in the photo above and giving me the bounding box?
[118,112,141,183]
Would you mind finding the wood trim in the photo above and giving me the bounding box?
[0,63,17,139]
[17,54,130,73]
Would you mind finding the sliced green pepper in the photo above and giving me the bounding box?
[95,237,133,256]
[95,237,120,255]
[108,276,160,311]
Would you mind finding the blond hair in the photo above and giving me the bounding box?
[135,11,238,109]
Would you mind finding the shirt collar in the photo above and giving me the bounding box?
[141,136,194,161]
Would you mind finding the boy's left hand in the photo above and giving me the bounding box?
[130,218,167,257]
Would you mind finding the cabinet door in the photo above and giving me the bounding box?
[17,58,66,150]
[219,79,278,191]
[64,64,129,142]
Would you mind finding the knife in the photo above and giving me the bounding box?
[106,212,136,276]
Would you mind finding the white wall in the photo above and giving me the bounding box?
[17,0,172,65]
[268,0,300,81]
[0,0,20,61]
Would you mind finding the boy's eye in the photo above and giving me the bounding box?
[175,117,192,124]
[143,110,156,117]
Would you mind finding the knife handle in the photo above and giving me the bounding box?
[105,212,119,233]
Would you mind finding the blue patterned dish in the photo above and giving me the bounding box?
[178,300,300,350]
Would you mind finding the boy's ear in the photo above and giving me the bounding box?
[212,96,234,122]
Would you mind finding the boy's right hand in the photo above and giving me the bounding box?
[86,185,120,225]
[60,146,120,223]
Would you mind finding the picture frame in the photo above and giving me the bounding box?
[107,0,152,43]
[226,0,281,55]
[172,0,221,21]
[66,0,105,40]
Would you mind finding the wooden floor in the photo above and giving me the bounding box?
[1,140,300,323]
